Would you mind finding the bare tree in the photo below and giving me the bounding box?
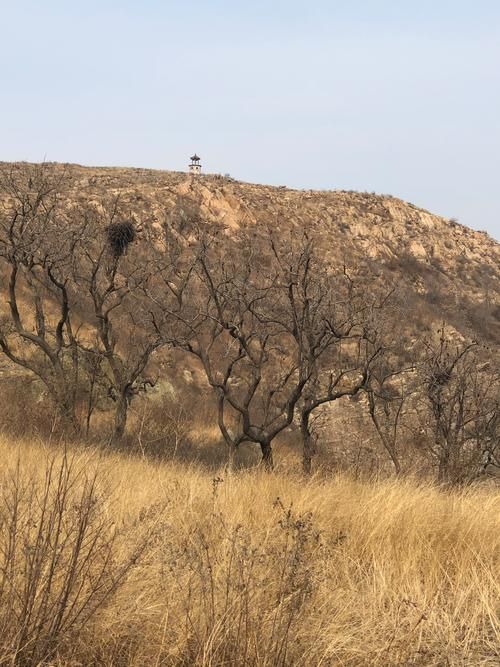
[268,237,386,474]
[154,229,316,468]
[0,164,82,432]
[417,327,499,483]
[153,226,391,472]
[71,199,165,443]
[364,362,416,475]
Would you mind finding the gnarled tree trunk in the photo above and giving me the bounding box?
[301,410,316,475]
[112,392,129,444]
[260,442,274,470]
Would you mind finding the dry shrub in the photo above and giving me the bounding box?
[0,377,57,438]
[465,300,500,344]
[133,398,192,459]
[0,450,151,666]
[157,498,320,665]
[130,396,260,469]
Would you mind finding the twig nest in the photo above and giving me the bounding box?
[106,221,136,257]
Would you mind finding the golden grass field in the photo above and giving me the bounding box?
[0,434,498,666]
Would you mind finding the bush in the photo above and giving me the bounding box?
[0,377,57,437]
[159,499,320,665]
[0,452,150,665]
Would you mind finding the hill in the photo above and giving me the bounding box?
[6,161,498,341]
[0,161,498,478]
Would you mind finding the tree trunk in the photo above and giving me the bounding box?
[112,394,128,444]
[301,411,315,475]
[439,442,463,485]
[85,377,97,438]
[52,386,79,437]
[260,442,274,470]
[438,448,450,483]
[226,443,237,472]
[59,403,80,437]
[367,393,402,475]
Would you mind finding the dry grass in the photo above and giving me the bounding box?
[0,435,498,666]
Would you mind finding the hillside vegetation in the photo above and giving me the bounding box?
[0,436,498,666]
[0,161,498,481]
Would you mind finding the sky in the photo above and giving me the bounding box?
[1,1,499,239]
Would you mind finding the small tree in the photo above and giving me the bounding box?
[71,199,165,443]
[364,362,416,475]
[0,163,82,432]
[270,238,386,474]
[418,327,499,483]
[158,229,315,468]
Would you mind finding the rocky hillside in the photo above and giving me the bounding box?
[0,161,498,474]
[11,161,496,344]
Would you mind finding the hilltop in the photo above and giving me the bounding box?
[4,161,497,343]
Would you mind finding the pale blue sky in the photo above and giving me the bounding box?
[1,1,499,238]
